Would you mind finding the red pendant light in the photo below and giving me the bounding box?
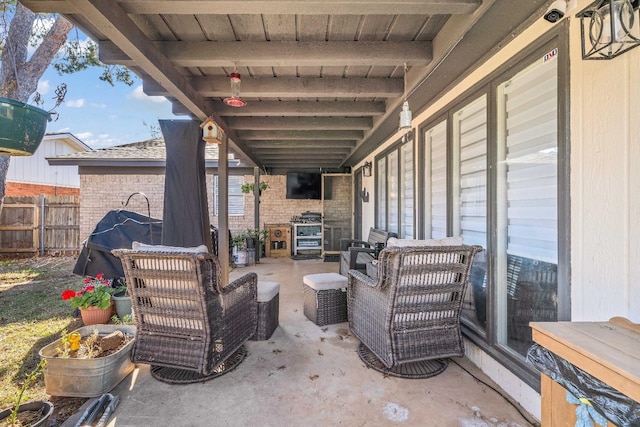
[223,72,247,107]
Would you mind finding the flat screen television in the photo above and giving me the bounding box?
[286,172,321,199]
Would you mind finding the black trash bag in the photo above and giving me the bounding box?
[74,209,162,281]
[527,344,640,426]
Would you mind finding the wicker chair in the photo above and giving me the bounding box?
[113,245,257,384]
[348,244,481,378]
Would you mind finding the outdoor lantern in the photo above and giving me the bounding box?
[362,161,372,177]
[577,0,640,59]
[223,72,247,107]
[398,63,412,133]
[200,117,223,144]
[399,100,412,133]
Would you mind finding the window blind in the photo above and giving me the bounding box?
[426,121,448,238]
[500,57,558,263]
[214,175,244,216]
[453,95,487,247]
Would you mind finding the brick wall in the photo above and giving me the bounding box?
[81,173,327,243]
[80,174,166,240]
[7,182,80,196]
[210,175,323,233]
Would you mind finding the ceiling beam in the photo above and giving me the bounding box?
[245,141,356,148]
[227,117,372,131]
[144,76,403,98]
[113,0,482,15]
[256,154,347,160]
[209,101,386,117]
[100,41,431,67]
[238,130,363,140]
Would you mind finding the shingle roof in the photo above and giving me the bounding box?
[50,139,220,161]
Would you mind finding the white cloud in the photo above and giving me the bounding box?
[66,99,85,108]
[75,131,93,140]
[86,135,121,150]
[90,102,107,108]
[37,80,51,95]
[129,85,167,104]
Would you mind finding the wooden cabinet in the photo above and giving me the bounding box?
[265,224,291,258]
[531,318,640,427]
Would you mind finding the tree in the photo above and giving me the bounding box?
[0,2,72,211]
[0,1,132,212]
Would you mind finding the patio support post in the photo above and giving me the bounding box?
[254,167,260,230]
[218,133,230,283]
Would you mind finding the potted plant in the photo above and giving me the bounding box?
[246,228,268,262]
[38,325,136,398]
[61,273,118,325]
[111,279,133,321]
[0,360,53,427]
[231,233,248,266]
[241,181,269,195]
[0,84,66,156]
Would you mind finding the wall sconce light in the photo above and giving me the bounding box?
[362,161,372,177]
[577,0,640,59]
[360,188,369,203]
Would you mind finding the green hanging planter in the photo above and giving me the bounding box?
[0,97,51,156]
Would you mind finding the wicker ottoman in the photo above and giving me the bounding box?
[251,281,280,341]
[303,273,348,326]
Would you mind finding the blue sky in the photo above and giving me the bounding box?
[37,64,177,149]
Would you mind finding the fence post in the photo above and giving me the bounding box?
[40,194,45,256]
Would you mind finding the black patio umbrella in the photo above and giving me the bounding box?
[159,119,213,251]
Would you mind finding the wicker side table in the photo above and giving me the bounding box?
[302,273,348,326]
[251,281,280,341]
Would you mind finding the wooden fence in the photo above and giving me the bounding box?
[0,195,80,256]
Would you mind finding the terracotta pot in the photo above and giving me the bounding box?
[80,303,114,325]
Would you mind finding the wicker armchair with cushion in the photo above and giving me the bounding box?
[348,243,481,378]
[113,242,257,384]
[339,228,396,276]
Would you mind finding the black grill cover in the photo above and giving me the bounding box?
[73,209,162,280]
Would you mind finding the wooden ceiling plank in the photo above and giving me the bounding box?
[100,40,433,67]
[116,1,482,15]
[238,130,363,140]
[212,101,386,116]
[20,0,77,13]
[143,75,403,97]
[228,117,372,130]
[245,141,356,148]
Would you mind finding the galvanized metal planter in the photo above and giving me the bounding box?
[38,325,136,397]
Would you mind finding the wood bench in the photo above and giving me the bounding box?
[339,228,396,276]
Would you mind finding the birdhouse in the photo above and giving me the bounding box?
[200,117,223,144]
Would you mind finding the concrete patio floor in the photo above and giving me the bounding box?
[64,256,538,427]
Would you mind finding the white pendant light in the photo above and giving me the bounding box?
[398,63,412,133]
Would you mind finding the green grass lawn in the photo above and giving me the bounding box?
[0,256,83,410]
